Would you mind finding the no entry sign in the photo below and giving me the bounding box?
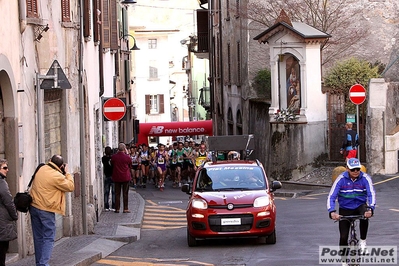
[349,84,366,105]
[103,98,126,121]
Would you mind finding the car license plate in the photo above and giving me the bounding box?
[221,218,241,225]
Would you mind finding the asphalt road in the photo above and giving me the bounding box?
[92,174,399,266]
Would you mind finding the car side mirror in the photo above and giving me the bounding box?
[270,180,282,192]
[181,183,191,195]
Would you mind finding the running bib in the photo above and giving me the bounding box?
[158,157,165,164]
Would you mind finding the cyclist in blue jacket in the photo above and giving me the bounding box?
[327,158,376,253]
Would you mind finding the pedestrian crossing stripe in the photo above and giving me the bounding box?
[98,256,214,265]
[143,200,187,230]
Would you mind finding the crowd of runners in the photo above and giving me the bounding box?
[126,139,210,191]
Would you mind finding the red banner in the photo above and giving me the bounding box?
[137,120,213,144]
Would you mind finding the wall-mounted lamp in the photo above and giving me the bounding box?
[121,34,140,51]
[34,24,50,42]
[121,0,137,4]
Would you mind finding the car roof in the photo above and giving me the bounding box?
[203,160,260,168]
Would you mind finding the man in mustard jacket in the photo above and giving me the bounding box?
[30,155,75,266]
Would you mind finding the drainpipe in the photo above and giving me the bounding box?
[78,0,88,235]
[18,0,27,33]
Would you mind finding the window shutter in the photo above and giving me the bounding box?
[83,0,91,37]
[102,0,110,48]
[110,0,118,50]
[145,95,150,114]
[61,0,71,22]
[93,0,100,42]
[196,9,209,52]
[27,0,39,18]
[159,94,164,114]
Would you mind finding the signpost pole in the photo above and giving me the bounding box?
[356,104,360,160]
[349,84,366,161]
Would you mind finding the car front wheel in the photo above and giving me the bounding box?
[265,229,276,244]
[187,228,197,247]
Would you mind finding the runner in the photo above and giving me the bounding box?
[155,144,169,191]
[129,145,142,188]
[194,143,208,170]
[168,142,179,187]
[175,142,185,187]
[140,144,150,187]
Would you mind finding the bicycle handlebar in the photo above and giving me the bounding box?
[339,215,366,221]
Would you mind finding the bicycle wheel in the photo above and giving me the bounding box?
[348,240,360,266]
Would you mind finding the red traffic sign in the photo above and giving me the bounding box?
[349,84,366,105]
[103,98,126,121]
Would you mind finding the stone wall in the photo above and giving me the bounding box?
[249,100,329,180]
[367,78,399,174]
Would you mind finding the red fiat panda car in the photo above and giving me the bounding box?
[182,160,282,246]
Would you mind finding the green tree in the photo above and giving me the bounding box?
[324,57,380,114]
[253,68,271,100]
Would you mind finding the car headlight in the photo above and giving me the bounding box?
[254,195,270,207]
[191,198,208,210]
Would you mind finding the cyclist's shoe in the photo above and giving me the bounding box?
[359,239,369,254]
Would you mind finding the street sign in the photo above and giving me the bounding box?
[346,114,356,123]
[349,84,366,105]
[41,60,72,89]
[103,98,126,121]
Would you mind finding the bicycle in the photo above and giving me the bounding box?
[337,214,367,266]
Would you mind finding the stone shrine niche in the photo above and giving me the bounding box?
[254,9,330,123]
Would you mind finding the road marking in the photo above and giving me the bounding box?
[158,200,183,205]
[373,175,399,185]
[390,209,399,212]
[96,256,214,265]
[143,200,187,230]
[275,197,288,200]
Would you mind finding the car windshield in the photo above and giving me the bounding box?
[195,166,266,191]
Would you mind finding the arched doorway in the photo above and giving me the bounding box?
[0,55,20,254]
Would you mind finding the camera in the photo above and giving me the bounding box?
[61,164,66,175]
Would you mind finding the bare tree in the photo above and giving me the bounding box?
[245,0,369,66]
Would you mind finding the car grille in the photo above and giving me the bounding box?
[208,214,253,232]
[209,204,253,209]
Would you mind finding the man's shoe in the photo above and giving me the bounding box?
[359,239,368,254]
[104,208,110,212]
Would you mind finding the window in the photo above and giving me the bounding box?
[145,94,165,114]
[149,60,158,79]
[235,0,240,18]
[93,0,101,42]
[227,43,231,84]
[62,0,71,22]
[227,107,234,135]
[83,0,91,37]
[236,110,242,135]
[226,0,230,20]
[237,41,241,85]
[102,0,110,48]
[27,0,39,18]
[148,39,157,49]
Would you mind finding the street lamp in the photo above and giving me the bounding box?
[121,34,140,51]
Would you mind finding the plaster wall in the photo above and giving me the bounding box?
[135,34,172,124]
[304,44,326,122]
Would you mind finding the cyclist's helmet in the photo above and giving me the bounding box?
[347,158,361,169]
